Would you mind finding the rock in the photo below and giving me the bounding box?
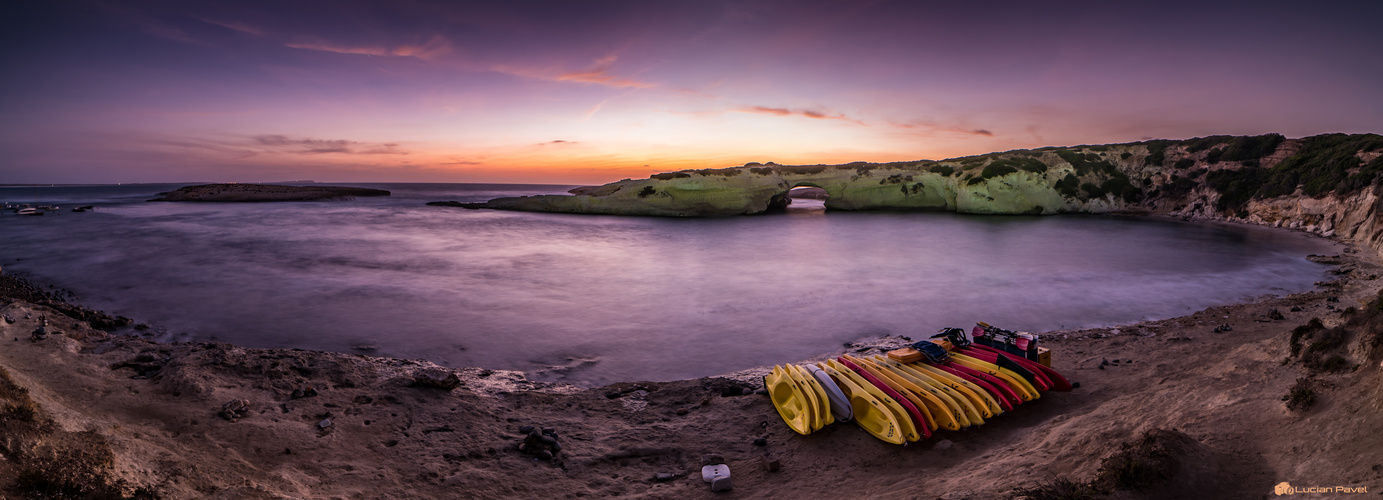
[753,438,767,446]
[550,441,561,453]
[537,449,553,460]
[1268,309,1285,320]
[763,456,781,472]
[519,425,535,434]
[933,439,954,451]
[291,389,304,399]
[741,387,754,396]
[218,399,251,422]
[675,408,689,416]
[410,368,462,390]
[654,472,675,482]
[1291,306,1303,312]
[710,476,733,492]
[754,388,768,395]
[1072,382,1081,389]
[318,418,332,429]
[702,454,725,466]
[149,184,390,202]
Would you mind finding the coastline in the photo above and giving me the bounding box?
[3,227,1383,498]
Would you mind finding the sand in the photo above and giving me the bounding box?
[2,238,1383,499]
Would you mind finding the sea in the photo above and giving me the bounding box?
[0,183,1340,386]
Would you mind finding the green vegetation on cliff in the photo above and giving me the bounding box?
[1202,133,1383,213]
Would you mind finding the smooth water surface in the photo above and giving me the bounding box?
[0,184,1339,385]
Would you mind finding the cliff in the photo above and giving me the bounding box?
[464,133,1383,255]
[149,184,390,202]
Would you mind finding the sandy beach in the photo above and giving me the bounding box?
[2,221,1382,499]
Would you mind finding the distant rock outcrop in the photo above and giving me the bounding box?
[149,184,390,202]
[451,133,1383,256]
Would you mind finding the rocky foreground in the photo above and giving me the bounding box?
[149,184,390,202]
[2,247,1383,498]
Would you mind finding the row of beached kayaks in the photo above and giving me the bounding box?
[763,340,1071,445]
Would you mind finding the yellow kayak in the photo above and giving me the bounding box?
[764,365,813,435]
[818,362,907,445]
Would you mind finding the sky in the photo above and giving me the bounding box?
[2,0,1382,185]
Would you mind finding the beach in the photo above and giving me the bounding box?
[2,228,1381,499]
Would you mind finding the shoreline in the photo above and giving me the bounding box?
[3,225,1383,497]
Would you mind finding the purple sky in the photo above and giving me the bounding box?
[2,0,1381,184]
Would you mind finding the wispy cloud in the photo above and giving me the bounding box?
[197,18,265,37]
[286,35,452,60]
[889,120,996,137]
[539,140,576,145]
[251,135,407,155]
[734,106,866,125]
[554,56,656,89]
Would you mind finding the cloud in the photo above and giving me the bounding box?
[197,18,265,37]
[251,135,406,155]
[540,140,575,145]
[552,56,655,89]
[286,35,452,60]
[889,121,996,137]
[734,106,866,125]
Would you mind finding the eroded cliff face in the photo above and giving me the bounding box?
[475,133,1383,256]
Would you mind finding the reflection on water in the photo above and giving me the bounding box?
[0,183,1339,385]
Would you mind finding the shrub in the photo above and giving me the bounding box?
[1121,151,1133,160]
[1289,318,1325,357]
[1081,182,1106,199]
[929,165,955,176]
[1143,140,1171,166]
[981,162,1019,179]
[1009,477,1100,500]
[1284,378,1315,410]
[1056,174,1081,198]
[1205,166,1268,214]
[1173,158,1196,170]
[1092,429,1184,492]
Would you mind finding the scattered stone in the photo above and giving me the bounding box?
[1327,296,1340,302]
[30,315,49,340]
[518,425,562,461]
[710,475,733,492]
[1268,308,1285,320]
[519,425,536,434]
[702,454,725,466]
[1072,382,1081,389]
[1291,306,1303,312]
[1212,324,1233,333]
[410,368,462,390]
[1,314,13,324]
[290,386,318,399]
[753,438,767,447]
[218,399,251,422]
[352,395,373,405]
[741,387,754,396]
[754,388,768,395]
[675,408,689,416]
[654,472,675,482]
[763,456,781,472]
[933,439,953,451]
[318,418,332,429]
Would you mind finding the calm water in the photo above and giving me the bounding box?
[0,183,1338,385]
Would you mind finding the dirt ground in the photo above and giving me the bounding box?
[2,248,1382,499]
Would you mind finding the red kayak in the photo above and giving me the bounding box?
[957,347,1053,391]
[932,362,1023,408]
[965,344,1073,392]
[838,357,932,439]
[931,363,1014,412]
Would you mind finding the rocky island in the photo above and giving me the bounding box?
[149,183,390,202]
